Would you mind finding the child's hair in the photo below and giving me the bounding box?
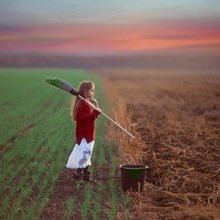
[71,81,94,121]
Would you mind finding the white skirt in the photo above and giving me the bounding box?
[66,138,94,169]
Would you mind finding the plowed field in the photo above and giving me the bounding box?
[97,69,220,219]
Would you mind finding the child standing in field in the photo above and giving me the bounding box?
[66,81,102,183]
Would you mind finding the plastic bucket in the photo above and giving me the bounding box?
[120,164,147,192]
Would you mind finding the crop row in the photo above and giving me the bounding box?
[0,68,130,219]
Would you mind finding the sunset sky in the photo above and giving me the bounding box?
[0,0,220,56]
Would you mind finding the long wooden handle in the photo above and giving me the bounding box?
[78,95,135,139]
[101,111,135,139]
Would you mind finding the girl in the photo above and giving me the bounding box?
[66,81,102,183]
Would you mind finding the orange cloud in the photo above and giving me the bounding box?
[0,21,220,55]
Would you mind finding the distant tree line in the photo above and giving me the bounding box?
[0,54,219,70]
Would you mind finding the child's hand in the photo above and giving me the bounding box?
[90,98,99,108]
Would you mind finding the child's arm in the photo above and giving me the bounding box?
[78,100,101,123]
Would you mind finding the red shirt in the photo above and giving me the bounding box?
[75,100,101,145]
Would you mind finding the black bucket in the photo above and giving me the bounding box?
[120,164,147,192]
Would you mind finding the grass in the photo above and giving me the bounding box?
[66,197,75,220]
[0,68,101,218]
[0,68,134,219]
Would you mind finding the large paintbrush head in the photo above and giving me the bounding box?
[44,77,62,88]
[44,77,78,96]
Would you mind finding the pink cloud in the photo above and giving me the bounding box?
[0,20,220,55]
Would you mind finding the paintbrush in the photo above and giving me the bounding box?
[44,77,135,139]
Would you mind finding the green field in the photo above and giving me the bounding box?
[0,69,128,219]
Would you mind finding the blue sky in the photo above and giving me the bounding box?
[1,0,219,26]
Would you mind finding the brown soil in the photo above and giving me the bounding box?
[98,69,220,219]
[40,69,220,219]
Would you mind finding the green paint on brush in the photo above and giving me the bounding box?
[128,169,141,180]
[44,76,78,95]
[44,77,62,88]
